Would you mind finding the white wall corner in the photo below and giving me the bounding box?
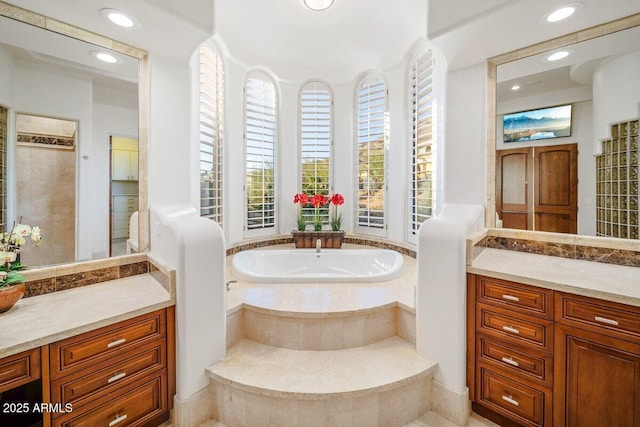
[415,203,483,420]
[149,205,226,403]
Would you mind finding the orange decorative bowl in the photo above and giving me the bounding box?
[0,283,26,313]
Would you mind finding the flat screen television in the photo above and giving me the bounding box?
[503,104,572,143]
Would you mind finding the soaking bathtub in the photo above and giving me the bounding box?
[231,248,404,283]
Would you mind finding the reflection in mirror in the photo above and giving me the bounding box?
[16,114,77,266]
[0,14,140,267]
[493,22,640,239]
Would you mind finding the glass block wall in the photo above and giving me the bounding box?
[596,119,639,239]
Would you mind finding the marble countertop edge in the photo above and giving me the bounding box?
[468,248,640,307]
[0,274,175,359]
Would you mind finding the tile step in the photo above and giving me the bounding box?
[207,336,436,398]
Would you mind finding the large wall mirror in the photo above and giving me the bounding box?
[0,2,149,268]
[486,13,640,240]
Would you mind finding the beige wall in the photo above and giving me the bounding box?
[16,145,75,266]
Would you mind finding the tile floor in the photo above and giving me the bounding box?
[192,410,499,426]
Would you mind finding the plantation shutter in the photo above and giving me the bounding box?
[300,82,332,221]
[199,43,224,225]
[245,74,277,230]
[357,76,387,230]
[409,48,434,236]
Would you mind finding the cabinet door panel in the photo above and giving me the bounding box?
[555,324,640,426]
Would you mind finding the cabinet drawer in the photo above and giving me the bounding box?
[51,341,165,412]
[53,372,168,427]
[0,348,40,393]
[113,197,139,211]
[556,293,640,342]
[477,303,553,351]
[479,366,551,427]
[477,334,553,388]
[477,276,552,319]
[50,310,166,379]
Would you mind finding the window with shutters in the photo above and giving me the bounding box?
[409,47,434,242]
[199,42,224,226]
[245,72,277,234]
[300,82,332,224]
[356,74,387,234]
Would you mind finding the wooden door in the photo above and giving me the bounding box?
[555,325,640,427]
[496,144,577,233]
[496,148,533,230]
[534,144,578,234]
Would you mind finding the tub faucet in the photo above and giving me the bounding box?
[315,238,322,254]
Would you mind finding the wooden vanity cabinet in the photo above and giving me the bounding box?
[469,275,640,427]
[469,275,554,427]
[0,348,40,394]
[554,293,640,427]
[44,307,174,427]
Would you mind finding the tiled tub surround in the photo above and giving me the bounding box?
[471,228,640,267]
[200,244,445,427]
[226,234,417,258]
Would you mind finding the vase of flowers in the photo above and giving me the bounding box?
[0,221,42,313]
[291,192,345,248]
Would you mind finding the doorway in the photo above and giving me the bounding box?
[496,143,578,233]
[109,136,139,256]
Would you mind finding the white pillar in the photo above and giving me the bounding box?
[149,205,226,400]
[416,203,483,425]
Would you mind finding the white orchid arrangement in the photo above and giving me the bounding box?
[0,221,42,290]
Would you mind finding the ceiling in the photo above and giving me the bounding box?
[497,25,640,104]
[3,0,640,81]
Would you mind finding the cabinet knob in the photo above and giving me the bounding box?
[107,372,127,384]
[502,325,520,335]
[502,395,520,407]
[109,414,128,427]
[595,316,619,326]
[501,356,519,367]
[107,338,126,348]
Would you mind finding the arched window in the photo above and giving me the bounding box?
[409,46,434,241]
[299,81,332,223]
[356,74,388,233]
[245,72,277,234]
[198,42,224,225]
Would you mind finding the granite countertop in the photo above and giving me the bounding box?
[0,274,174,359]
[468,248,640,307]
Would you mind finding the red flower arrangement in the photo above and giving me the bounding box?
[292,192,344,232]
[293,193,309,231]
[329,193,344,231]
[310,194,328,231]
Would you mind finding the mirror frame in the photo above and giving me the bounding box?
[485,13,640,228]
[0,1,149,254]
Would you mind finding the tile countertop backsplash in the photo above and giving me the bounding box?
[0,253,176,359]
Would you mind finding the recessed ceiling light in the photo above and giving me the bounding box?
[542,2,583,24]
[92,51,121,64]
[304,0,334,11]
[511,85,521,91]
[100,8,141,29]
[547,50,570,61]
